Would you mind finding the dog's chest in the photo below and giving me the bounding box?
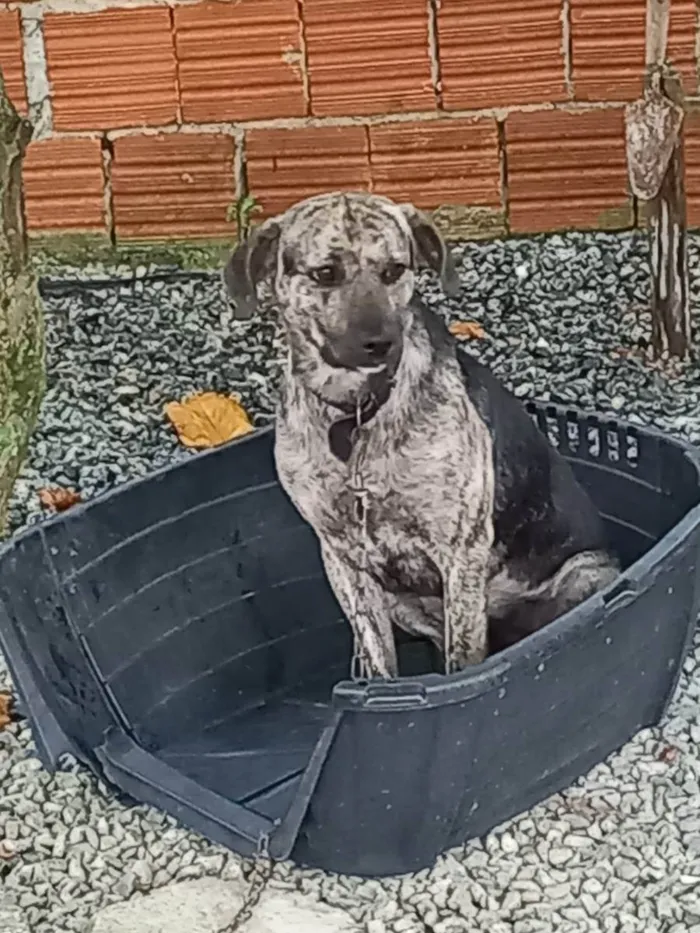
[275,417,472,548]
[279,442,443,593]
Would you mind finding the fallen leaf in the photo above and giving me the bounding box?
[165,391,254,450]
[38,487,82,513]
[658,744,679,764]
[449,320,485,341]
[0,693,12,730]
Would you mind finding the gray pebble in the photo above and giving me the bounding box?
[114,872,137,899]
[132,858,154,889]
[548,847,574,866]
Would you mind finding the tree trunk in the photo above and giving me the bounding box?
[645,70,691,360]
[625,0,692,360]
[0,72,45,536]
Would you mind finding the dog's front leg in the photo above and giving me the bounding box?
[441,517,493,672]
[320,544,398,679]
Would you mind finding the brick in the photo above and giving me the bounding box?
[570,0,697,102]
[369,119,501,211]
[685,113,700,228]
[439,0,567,111]
[111,133,235,239]
[0,9,27,112]
[246,125,370,219]
[174,0,305,123]
[303,0,434,117]
[506,109,631,233]
[23,137,105,232]
[44,8,178,131]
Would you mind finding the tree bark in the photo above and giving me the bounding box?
[645,69,691,360]
[0,71,44,535]
[625,0,692,360]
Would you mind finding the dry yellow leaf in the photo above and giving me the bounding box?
[0,693,12,730]
[38,487,83,513]
[449,320,486,340]
[165,391,255,450]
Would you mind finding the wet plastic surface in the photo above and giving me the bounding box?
[1,393,700,877]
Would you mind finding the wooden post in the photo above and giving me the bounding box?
[625,0,691,360]
[0,70,45,535]
[646,72,690,359]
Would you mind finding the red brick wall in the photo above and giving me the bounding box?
[0,9,26,111]
[2,0,700,241]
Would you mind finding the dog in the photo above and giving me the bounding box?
[223,192,620,679]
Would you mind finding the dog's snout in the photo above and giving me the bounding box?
[317,277,403,371]
[362,337,393,361]
[325,321,400,371]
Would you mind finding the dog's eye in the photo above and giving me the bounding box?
[380,262,407,285]
[308,265,344,287]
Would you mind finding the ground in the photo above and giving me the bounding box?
[2,230,700,932]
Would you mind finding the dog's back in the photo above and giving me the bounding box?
[457,340,609,577]
[420,305,617,648]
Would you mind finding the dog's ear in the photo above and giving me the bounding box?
[399,204,461,297]
[223,218,281,320]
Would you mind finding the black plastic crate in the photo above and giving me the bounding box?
[1,394,699,877]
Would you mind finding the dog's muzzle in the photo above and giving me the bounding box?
[321,323,402,372]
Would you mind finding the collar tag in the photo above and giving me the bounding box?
[325,371,394,462]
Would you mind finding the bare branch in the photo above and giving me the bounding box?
[646,0,670,68]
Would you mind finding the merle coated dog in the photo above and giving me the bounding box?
[223,192,619,679]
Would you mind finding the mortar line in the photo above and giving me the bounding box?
[169,4,183,124]
[496,119,510,234]
[427,0,444,110]
[561,0,574,99]
[694,0,700,95]
[19,4,53,139]
[365,124,373,193]
[295,0,312,117]
[233,129,248,235]
[6,0,199,12]
[100,135,116,246]
[31,98,629,144]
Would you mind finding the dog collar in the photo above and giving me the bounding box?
[327,374,393,462]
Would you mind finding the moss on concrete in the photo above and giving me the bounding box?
[28,205,510,276]
[596,203,635,231]
[29,233,235,275]
[0,72,45,536]
[431,205,508,241]
[33,199,691,283]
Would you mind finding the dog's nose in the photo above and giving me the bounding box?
[362,338,393,361]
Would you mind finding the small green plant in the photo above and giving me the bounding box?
[228,193,263,245]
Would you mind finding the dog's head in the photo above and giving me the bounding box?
[223,192,460,376]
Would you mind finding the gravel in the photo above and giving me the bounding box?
[3,228,700,931]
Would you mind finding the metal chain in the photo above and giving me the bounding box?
[348,396,372,682]
[443,608,454,676]
[216,400,372,933]
[214,397,383,932]
[345,393,452,678]
[216,835,273,933]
